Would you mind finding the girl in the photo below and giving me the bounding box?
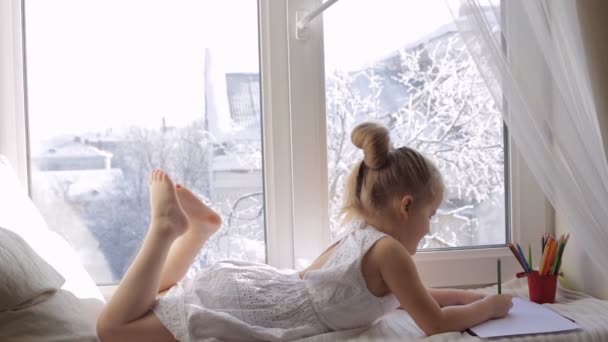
[97,122,513,341]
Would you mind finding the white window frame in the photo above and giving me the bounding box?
[260,0,332,270]
[262,0,551,287]
[1,0,550,288]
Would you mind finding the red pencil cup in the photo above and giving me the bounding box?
[527,270,558,304]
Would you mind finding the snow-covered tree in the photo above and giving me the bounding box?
[326,33,504,248]
[83,120,264,279]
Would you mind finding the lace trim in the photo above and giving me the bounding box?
[153,288,187,342]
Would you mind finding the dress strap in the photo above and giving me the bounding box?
[356,224,392,257]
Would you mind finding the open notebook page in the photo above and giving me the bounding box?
[468,297,582,338]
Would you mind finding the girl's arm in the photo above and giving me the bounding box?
[427,288,486,307]
[371,238,512,336]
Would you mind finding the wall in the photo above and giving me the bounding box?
[556,215,608,299]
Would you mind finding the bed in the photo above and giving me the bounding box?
[1,154,607,342]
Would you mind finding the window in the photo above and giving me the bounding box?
[323,0,506,249]
[23,0,265,284]
[1,0,550,288]
[279,0,549,286]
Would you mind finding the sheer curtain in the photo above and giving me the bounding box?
[445,0,608,283]
[0,0,28,186]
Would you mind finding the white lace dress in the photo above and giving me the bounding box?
[152,222,400,342]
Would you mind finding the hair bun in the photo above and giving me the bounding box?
[351,122,391,169]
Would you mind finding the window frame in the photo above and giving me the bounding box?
[271,0,551,287]
[0,0,551,289]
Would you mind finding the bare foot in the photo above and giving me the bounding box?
[148,170,188,238]
[175,184,221,238]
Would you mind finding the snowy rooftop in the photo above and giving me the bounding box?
[35,140,113,159]
[32,168,123,199]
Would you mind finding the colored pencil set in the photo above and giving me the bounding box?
[539,233,569,276]
[508,233,569,276]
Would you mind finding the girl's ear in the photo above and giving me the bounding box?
[399,195,414,219]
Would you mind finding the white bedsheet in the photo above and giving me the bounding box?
[296,277,608,342]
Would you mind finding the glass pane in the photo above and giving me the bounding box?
[25,0,264,284]
[324,0,506,249]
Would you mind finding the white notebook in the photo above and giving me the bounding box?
[468,297,582,338]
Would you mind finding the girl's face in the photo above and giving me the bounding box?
[398,194,443,255]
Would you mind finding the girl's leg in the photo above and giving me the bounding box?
[97,170,188,339]
[98,311,176,342]
[158,185,221,293]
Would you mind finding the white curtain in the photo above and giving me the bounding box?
[0,0,28,185]
[445,0,608,278]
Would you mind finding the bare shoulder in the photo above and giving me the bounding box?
[368,236,411,263]
[367,236,418,280]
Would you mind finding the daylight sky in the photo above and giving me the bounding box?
[24,0,453,140]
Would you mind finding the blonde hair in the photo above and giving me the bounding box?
[341,122,444,223]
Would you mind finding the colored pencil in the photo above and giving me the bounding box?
[551,239,564,275]
[541,234,546,255]
[554,234,570,275]
[521,233,571,276]
[540,239,552,275]
[508,243,529,273]
[548,240,559,275]
[539,238,549,275]
[528,243,533,271]
[543,239,557,275]
[497,258,502,294]
[516,243,531,272]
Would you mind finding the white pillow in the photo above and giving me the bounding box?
[0,155,105,341]
[0,288,102,342]
[0,227,64,311]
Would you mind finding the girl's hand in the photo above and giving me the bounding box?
[484,294,513,319]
